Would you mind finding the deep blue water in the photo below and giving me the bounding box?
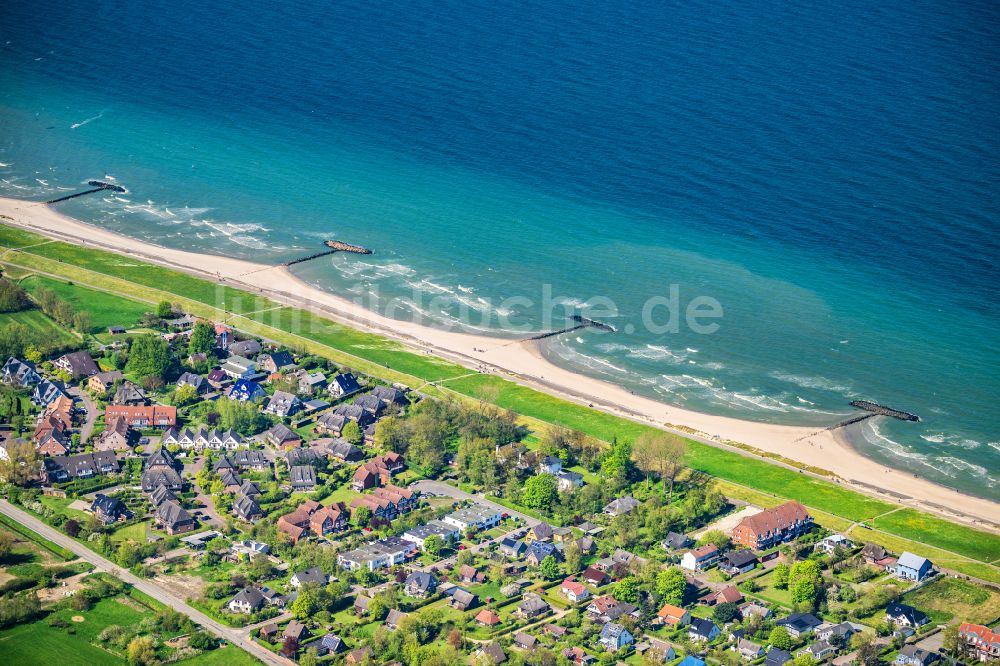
[1,0,998,498]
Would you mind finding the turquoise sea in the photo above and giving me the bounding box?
[1,0,998,499]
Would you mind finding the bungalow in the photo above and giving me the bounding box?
[2,357,40,387]
[731,501,812,550]
[719,549,758,576]
[385,608,407,630]
[516,595,550,619]
[228,339,262,357]
[328,372,362,398]
[90,493,128,525]
[176,372,207,394]
[112,382,148,406]
[561,578,591,603]
[499,537,527,558]
[737,639,765,660]
[662,532,692,552]
[475,609,502,626]
[317,634,347,656]
[586,596,640,624]
[257,351,294,374]
[680,544,719,571]
[88,370,124,394]
[582,566,608,586]
[478,643,507,665]
[885,602,928,629]
[104,405,177,428]
[562,647,597,666]
[155,500,195,535]
[776,612,823,638]
[636,638,676,663]
[284,620,308,644]
[740,601,771,620]
[764,648,793,666]
[345,648,371,666]
[450,588,477,611]
[656,603,691,627]
[895,645,939,666]
[603,495,640,516]
[221,355,257,379]
[264,390,301,418]
[354,595,371,616]
[816,621,863,644]
[54,351,99,378]
[513,632,537,651]
[228,378,265,402]
[265,423,301,449]
[895,552,932,582]
[228,587,267,614]
[405,571,438,598]
[290,566,328,588]
[688,618,720,643]
[711,585,744,606]
[599,623,634,652]
[596,548,644,573]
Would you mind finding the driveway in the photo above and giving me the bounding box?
[0,500,293,666]
[409,480,540,528]
[68,386,97,444]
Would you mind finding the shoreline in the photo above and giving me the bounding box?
[2,195,998,528]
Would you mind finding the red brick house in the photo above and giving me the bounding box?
[104,405,177,429]
[731,501,812,549]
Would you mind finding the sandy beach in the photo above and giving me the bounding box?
[2,195,997,528]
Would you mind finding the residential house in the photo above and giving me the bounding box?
[499,537,527,559]
[731,501,812,550]
[719,549,758,576]
[319,438,364,462]
[149,485,177,508]
[561,578,591,603]
[233,494,263,522]
[538,455,563,475]
[105,405,177,428]
[229,340,262,357]
[289,465,317,491]
[345,648,371,666]
[895,552,932,582]
[764,648,793,666]
[43,451,119,483]
[776,612,823,638]
[353,394,384,417]
[711,585,744,606]
[228,378,264,402]
[681,544,719,571]
[737,639,765,661]
[386,608,407,630]
[219,468,242,493]
[54,351,99,378]
[401,520,460,548]
[332,403,375,428]
[475,609,502,626]
[528,522,554,542]
[317,634,346,656]
[176,372,207,394]
[283,620,308,644]
[886,603,928,629]
[562,647,597,666]
[232,449,269,470]
[740,601,771,620]
[596,548,643,574]
[353,595,371,616]
[800,641,836,661]
[90,493,128,525]
[603,495,640,516]
[582,566,608,586]
[478,643,507,665]
[405,571,438,598]
[370,385,408,408]
[296,371,326,395]
[959,623,1000,662]
[88,370,123,394]
[290,566,328,588]
[228,587,267,614]
[112,382,148,406]
[155,500,195,535]
[95,417,137,452]
[276,500,323,543]
[32,379,68,406]
[309,504,347,536]
[328,373,362,398]
[599,623,634,652]
[257,351,294,374]
[815,533,853,554]
[556,470,584,491]
[688,618,720,643]
[816,621,862,644]
[314,412,349,437]
[516,595,550,619]
[450,588,477,611]
[2,357,40,387]
[525,541,560,567]
[895,646,939,666]
[513,632,537,651]
[586,596,640,624]
[656,603,691,627]
[221,355,256,379]
[265,423,301,449]
[264,391,300,418]
[141,447,182,492]
[337,536,415,571]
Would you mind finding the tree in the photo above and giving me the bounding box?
[539,555,561,580]
[125,335,172,380]
[0,278,30,313]
[789,560,821,604]
[600,439,634,486]
[768,626,792,651]
[173,384,199,406]
[126,636,157,666]
[64,519,81,538]
[291,588,321,620]
[655,567,686,606]
[0,531,13,560]
[73,310,93,334]
[564,541,583,574]
[713,601,740,624]
[423,534,444,557]
[353,506,372,528]
[248,553,273,581]
[300,648,319,666]
[941,624,959,656]
[0,439,40,486]
[614,576,640,603]
[791,578,816,604]
[188,632,215,650]
[851,632,881,666]
[698,529,730,551]
[188,321,215,356]
[156,301,173,318]
[792,656,816,666]
[773,563,789,589]
[342,420,363,446]
[521,474,558,512]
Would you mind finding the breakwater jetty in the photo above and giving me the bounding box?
[45,180,127,205]
[282,239,373,267]
[850,400,921,422]
[525,314,618,341]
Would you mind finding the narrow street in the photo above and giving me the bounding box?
[67,386,97,444]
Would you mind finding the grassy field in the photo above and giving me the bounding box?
[0,512,75,561]
[109,521,150,543]
[174,646,263,666]
[3,221,999,575]
[872,509,1000,563]
[0,308,77,347]
[22,274,152,333]
[904,577,1000,625]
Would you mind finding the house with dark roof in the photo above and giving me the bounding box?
[353,394,384,417]
[314,412,349,437]
[88,370,123,394]
[776,612,823,638]
[599,623,634,652]
[321,438,364,463]
[265,423,301,450]
[228,586,267,614]
[229,339,262,358]
[264,390,301,418]
[885,602,928,628]
[513,631,537,651]
[95,417,137,452]
[499,537,526,558]
[719,549,758,576]
[662,531,692,551]
[2,357,40,387]
[258,351,294,374]
[317,633,347,656]
[405,571,438,598]
[90,493,129,525]
[54,351,99,378]
[450,588,478,611]
[112,382,148,406]
[149,485,176,508]
[155,500,195,535]
[603,495,640,516]
[332,403,375,428]
[329,373,362,398]
[688,618,720,642]
[478,643,506,665]
[895,645,939,666]
[43,451,119,483]
[32,379,68,406]
[233,494,263,522]
[141,447,182,492]
[290,566,328,588]
[289,465,317,490]
[525,541,560,567]
[516,595,550,619]
[228,378,265,402]
[176,372,207,394]
[370,385,408,408]
[764,648,793,666]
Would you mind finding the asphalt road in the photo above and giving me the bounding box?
[0,499,290,666]
[68,386,97,444]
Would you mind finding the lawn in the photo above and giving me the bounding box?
[745,569,793,609]
[109,520,150,543]
[176,646,263,666]
[4,220,1000,571]
[873,509,1000,563]
[904,577,1000,625]
[22,274,152,333]
[0,309,77,347]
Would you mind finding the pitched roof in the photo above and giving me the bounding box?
[735,501,810,536]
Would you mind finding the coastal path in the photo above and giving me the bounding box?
[0,500,291,666]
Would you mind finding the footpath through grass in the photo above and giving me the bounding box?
[3,222,999,573]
